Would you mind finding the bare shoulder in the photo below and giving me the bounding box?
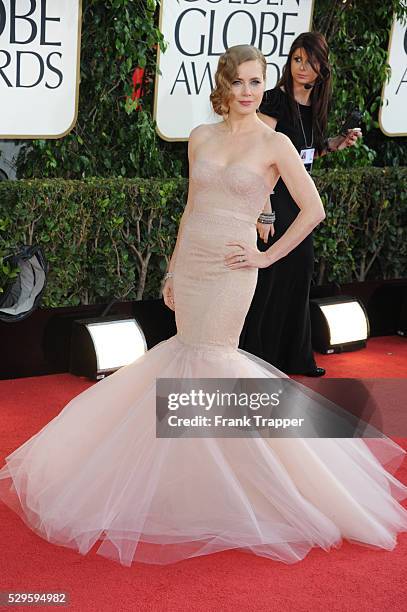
[260,127,297,163]
[189,123,215,144]
[188,124,215,158]
[259,124,291,148]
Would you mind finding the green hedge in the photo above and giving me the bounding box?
[0,168,406,307]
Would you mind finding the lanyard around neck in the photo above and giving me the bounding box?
[296,102,313,149]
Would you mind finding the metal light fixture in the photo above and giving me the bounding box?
[69,315,147,380]
[310,296,370,354]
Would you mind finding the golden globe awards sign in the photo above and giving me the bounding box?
[154,0,314,141]
[0,0,82,138]
[379,12,407,137]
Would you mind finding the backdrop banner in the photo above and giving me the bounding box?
[0,0,82,138]
[154,0,314,141]
[380,11,407,136]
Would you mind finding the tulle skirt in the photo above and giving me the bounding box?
[1,334,407,567]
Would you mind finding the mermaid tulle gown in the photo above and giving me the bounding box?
[1,159,407,567]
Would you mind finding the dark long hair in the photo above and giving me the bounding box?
[277,31,332,153]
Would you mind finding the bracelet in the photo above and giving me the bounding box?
[258,218,274,224]
[163,271,174,282]
[258,211,276,224]
[258,215,275,224]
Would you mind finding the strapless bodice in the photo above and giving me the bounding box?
[190,159,273,223]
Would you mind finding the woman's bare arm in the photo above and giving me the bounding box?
[261,195,272,214]
[166,126,205,273]
[166,192,193,274]
[258,113,276,216]
[264,132,325,265]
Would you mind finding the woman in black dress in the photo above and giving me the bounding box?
[240,32,361,375]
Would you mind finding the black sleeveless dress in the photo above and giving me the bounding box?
[239,87,317,374]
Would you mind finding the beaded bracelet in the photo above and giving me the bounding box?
[258,211,276,224]
[163,271,174,282]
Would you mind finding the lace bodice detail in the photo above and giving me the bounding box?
[190,159,273,222]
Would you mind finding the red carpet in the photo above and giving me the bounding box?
[304,335,407,378]
[0,336,406,611]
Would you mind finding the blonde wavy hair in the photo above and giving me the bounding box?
[210,45,267,116]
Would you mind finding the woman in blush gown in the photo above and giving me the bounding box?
[0,45,407,568]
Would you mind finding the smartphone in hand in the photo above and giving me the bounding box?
[340,109,362,136]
